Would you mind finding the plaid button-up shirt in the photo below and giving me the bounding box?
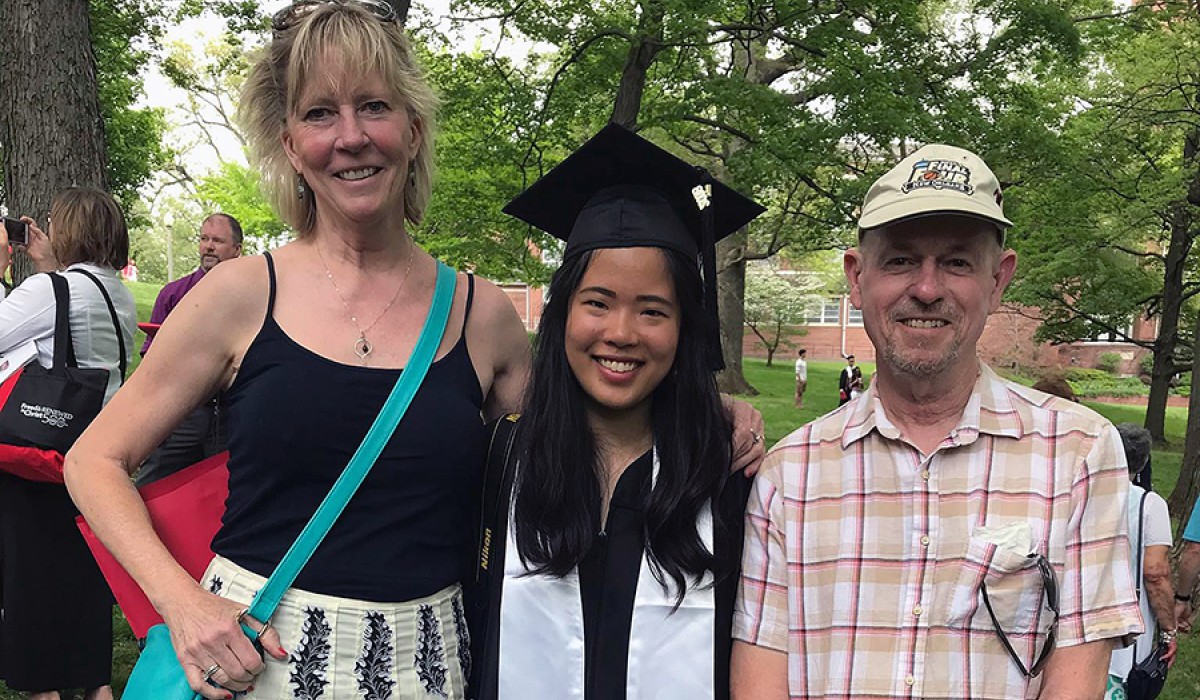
[735,364,1143,699]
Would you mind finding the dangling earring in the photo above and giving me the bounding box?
[297,174,308,200]
[408,162,416,190]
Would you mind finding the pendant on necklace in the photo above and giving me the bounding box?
[354,334,372,362]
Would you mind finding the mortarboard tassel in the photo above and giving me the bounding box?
[693,168,725,371]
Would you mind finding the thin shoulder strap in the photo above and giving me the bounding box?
[69,269,128,385]
[1131,488,1150,674]
[1135,489,1149,600]
[47,273,77,370]
[461,273,475,336]
[263,252,277,317]
[477,414,519,583]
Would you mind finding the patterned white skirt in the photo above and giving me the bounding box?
[202,555,469,700]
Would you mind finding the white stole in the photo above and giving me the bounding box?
[497,450,717,699]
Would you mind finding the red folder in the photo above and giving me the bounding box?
[76,451,229,637]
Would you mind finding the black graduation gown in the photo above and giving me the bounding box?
[472,449,751,700]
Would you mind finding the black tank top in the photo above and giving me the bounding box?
[212,253,487,601]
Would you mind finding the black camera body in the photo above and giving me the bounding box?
[3,218,27,246]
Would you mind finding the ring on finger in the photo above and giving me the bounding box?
[750,429,762,445]
[202,662,222,683]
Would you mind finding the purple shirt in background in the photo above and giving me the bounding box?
[140,267,207,355]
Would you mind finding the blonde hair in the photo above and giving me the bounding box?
[49,187,129,269]
[238,1,438,236]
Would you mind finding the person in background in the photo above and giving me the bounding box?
[732,144,1142,700]
[0,188,137,700]
[838,353,861,405]
[141,213,242,356]
[135,213,243,486]
[1107,423,1175,699]
[1032,375,1077,402]
[794,348,807,408]
[1172,488,1200,633]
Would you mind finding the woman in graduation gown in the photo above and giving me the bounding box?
[470,124,765,699]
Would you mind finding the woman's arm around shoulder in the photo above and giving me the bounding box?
[463,275,531,421]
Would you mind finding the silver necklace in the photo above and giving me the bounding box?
[317,241,416,364]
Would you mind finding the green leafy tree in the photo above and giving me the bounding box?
[1007,6,1200,450]
[195,160,289,247]
[128,195,205,284]
[744,265,821,366]
[445,0,1107,393]
[92,0,173,216]
[0,0,170,282]
[415,47,557,284]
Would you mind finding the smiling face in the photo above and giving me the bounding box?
[565,247,681,422]
[844,215,1017,380]
[281,60,421,232]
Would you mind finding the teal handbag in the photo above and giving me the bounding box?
[122,261,457,699]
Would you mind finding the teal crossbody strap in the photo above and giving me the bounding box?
[241,261,456,637]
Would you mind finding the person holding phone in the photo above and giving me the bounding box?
[0,188,136,700]
[0,215,56,293]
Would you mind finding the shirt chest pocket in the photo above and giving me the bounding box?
[945,535,1047,634]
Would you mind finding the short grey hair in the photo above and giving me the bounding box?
[1116,422,1152,476]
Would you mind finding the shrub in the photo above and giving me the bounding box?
[1069,376,1150,398]
[1139,353,1155,376]
[1096,352,1122,374]
[1064,368,1114,383]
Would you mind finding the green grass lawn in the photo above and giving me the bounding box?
[123,279,160,376]
[740,357,1197,699]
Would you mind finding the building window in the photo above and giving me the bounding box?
[847,306,863,326]
[1081,318,1134,344]
[806,297,841,325]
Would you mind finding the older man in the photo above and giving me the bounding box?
[135,213,241,486]
[732,146,1142,699]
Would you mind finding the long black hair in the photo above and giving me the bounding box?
[511,247,733,602]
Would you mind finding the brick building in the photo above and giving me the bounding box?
[500,283,544,331]
[741,293,1158,375]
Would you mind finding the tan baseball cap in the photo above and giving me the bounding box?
[857,144,1012,231]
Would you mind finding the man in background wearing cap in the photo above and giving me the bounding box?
[732,146,1142,699]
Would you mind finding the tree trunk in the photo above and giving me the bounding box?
[716,231,756,394]
[1145,201,1191,444]
[1168,307,1200,537]
[609,1,663,129]
[0,0,108,284]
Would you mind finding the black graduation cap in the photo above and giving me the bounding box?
[503,123,765,369]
